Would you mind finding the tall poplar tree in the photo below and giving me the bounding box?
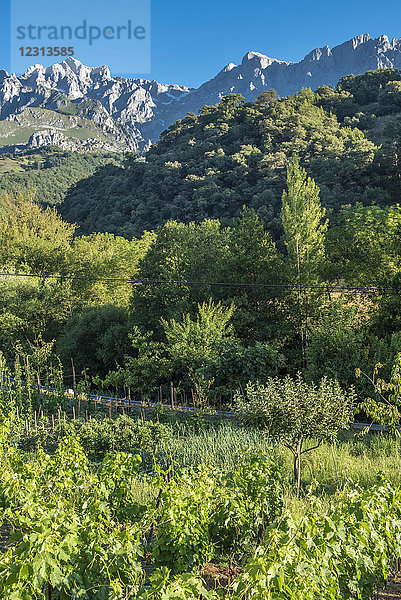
[281,156,328,364]
[281,155,328,286]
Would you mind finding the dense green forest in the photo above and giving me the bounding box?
[59,69,401,239]
[0,147,400,410]
[0,148,122,206]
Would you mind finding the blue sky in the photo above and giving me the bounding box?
[1,0,401,87]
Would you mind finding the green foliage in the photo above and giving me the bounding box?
[280,156,328,366]
[0,273,72,356]
[0,433,145,599]
[378,80,401,113]
[231,476,401,600]
[162,300,235,367]
[70,231,154,308]
[236,375,356,491]
[0,343,65,417]
[129,210,285,347]
[357,351,401,432]
[205,339,285,395]
[100,326,170,397]
[236,375,355,445]
[255,89,279,105]
[0,188,78,348]
[152,468,216,573]
[335,68,401,106]
[75,416,170,460]
[0,191,152,369]
[220,208,285,342]
[0,147,122,206]
[56,305,131,378]
[152,454,283,573]
[12,415,171,460]
[162,300,235,404]
[130,219,231,335]
[281,156,327,284]
[58,81,381,239]
[304,300,368,387]
[0,189,75,278]
[141,568,218,600]
[210,456,283,555]
[327,203,401,286]
[106,297,284,405]
[2,415,401,598]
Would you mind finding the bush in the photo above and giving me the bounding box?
[210,455,283,555]
[77,416,170,459]
[14,415,171,459]
[152,455,283,572]
[232,477,401,600]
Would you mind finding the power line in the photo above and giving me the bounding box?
[0,270,400,293]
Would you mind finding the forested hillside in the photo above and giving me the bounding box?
[59,69,401,239]
[0,148,123,206]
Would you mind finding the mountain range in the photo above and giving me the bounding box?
[1,33,401,153]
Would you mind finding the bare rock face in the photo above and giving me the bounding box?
[27,127,128,152]
[170,33,401,119]
[2,34,401,152]
[28,128,77,150]
[0,57,191,150]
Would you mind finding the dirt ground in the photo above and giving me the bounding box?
[0,522,11,553]
[379,575,401,599]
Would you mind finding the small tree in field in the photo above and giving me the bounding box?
[235,374,356,496]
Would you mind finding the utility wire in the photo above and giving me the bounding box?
[0,270,400,292]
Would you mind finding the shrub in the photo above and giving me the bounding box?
[152,455,283,572]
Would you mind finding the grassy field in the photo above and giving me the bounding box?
[0,157,26,173]
[149,421,401,493]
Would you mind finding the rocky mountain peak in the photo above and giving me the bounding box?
[241,51,282,70]
[351,33,372,48]
[63,57,86,72]
[0,70,10,83]
[304,45,332,62]
[223,63,237,72]
[2,33,401,153]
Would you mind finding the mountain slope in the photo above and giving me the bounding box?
[2,34,401,152]
[0,147,122,205]
[0,58,190,152]
[59,68,401,238]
